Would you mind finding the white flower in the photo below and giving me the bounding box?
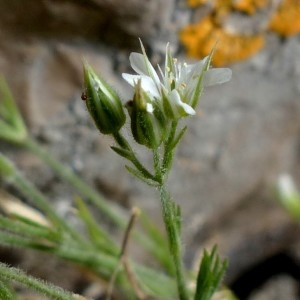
[122,40,232,119]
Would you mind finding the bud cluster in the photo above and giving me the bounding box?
[82,41,232,149]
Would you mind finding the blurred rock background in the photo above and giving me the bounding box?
[1,0,300,299]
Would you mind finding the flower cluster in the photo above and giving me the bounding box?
[123,41,231,119]
[83,41,232,149]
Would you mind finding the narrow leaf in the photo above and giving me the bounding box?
[0,262,75,300]
[0,280,16,299]
[75,196,118,254]
[194,246,227,300]
[125,165,158,186]
[0,215,59,242]
[170,126,187,150]
[111,146,132,160]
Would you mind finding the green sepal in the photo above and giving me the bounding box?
[190,49,214,109]
[128,79,170,149]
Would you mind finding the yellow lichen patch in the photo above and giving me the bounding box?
[213,0,233,19]
[232,0,270,15]
[180,16,265,66]
[187,0,208,8]
[212,33,265,66]
[213,0,232,10]
[186,0,232,11]
[268,0,300,36]
[180,17,215,58]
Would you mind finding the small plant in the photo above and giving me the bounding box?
[0,41,231,299]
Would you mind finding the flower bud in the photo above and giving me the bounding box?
[127,80,168,149]
[83,62,126,134]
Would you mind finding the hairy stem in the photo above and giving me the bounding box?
[159,185,190,300]
[0,263,76,300]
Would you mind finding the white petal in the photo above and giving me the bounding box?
[129,53,148,75]
[183,60,206,85]
[169,90,196,116]
[129,52,160,85]
[122,73,142,87]
[189,59,206,74]
[203,68,232,86]
[90,75,112,101]
[122,73,161,99]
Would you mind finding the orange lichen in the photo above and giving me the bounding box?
[186,0,232,11]
[182,0,300,65]
[180,17,215,58]
[180,16,265,66]
[268,0,300,36]
[212,0,233,19]
[187,0,208,8]
[213,0,232,10]
[232,0,270,15]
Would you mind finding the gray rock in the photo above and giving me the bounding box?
[248,275,298,300]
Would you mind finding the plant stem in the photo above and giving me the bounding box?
[0,263,76,300]
[155,122,190,299]
[159,184,190,300]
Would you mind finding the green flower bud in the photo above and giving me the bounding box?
[83,62,126,134]
[127,80,168,149]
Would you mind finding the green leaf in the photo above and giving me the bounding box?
[0,152,16,179]
[111,146,132,160]
[0,77,27,143]
[134,263,177,298]
[170,126,187,150]
[0,279,16,299]
[0,215,60,242]
[194,246,228,300]
[139,212,174,274]
[0,229,56,251]
[75,196,119,254]
[125,165,158,186]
